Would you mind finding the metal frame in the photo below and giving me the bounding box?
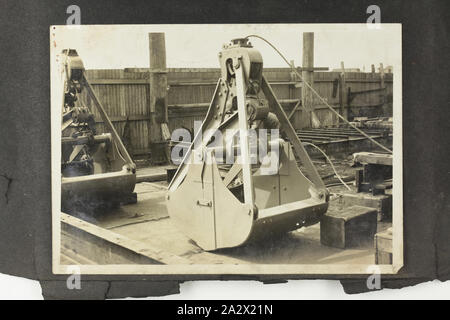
[166,40,329,251]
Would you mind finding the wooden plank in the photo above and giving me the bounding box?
[88,78,392,85]
[89,78,148,85]
[61,212,191,265]
[352,152,393,166]
[288,99,301,120]
[375,227,393,264]
[93,114,149,123]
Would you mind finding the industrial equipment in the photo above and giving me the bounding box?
[167,38,329,250]
[59,49,136,212]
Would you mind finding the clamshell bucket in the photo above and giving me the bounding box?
[167,39,328,250]
[59,50,136,212]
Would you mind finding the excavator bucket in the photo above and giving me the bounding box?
[167,39,329,250]
[59,49,136,212]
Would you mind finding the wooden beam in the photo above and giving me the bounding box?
[61,212,190,265]
[86,78,392,86]
[288,99,301,120]
[339,61,348,123]
[149,33,169,163]
[301,32,321,129]
[88,78,148,85]
[168,99,300,110]
[302,32,314,128]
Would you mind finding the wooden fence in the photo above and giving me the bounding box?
[78,68,393,156]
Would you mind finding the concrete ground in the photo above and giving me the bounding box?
[83,162,391,264]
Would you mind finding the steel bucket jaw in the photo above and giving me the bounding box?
[167,152,255,251]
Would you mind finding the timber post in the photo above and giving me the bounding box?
[301,32,315,128]
[339,61,348,123]
[148,33,169,164]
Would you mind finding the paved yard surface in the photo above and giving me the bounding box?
[80,179,390,265]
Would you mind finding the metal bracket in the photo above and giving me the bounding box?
[196,199,212,207]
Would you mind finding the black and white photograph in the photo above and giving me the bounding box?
[51,24,402,275]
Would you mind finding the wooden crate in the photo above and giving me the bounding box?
[341,192,392,221]
[320,205,378,249]
[375,227,393,264]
